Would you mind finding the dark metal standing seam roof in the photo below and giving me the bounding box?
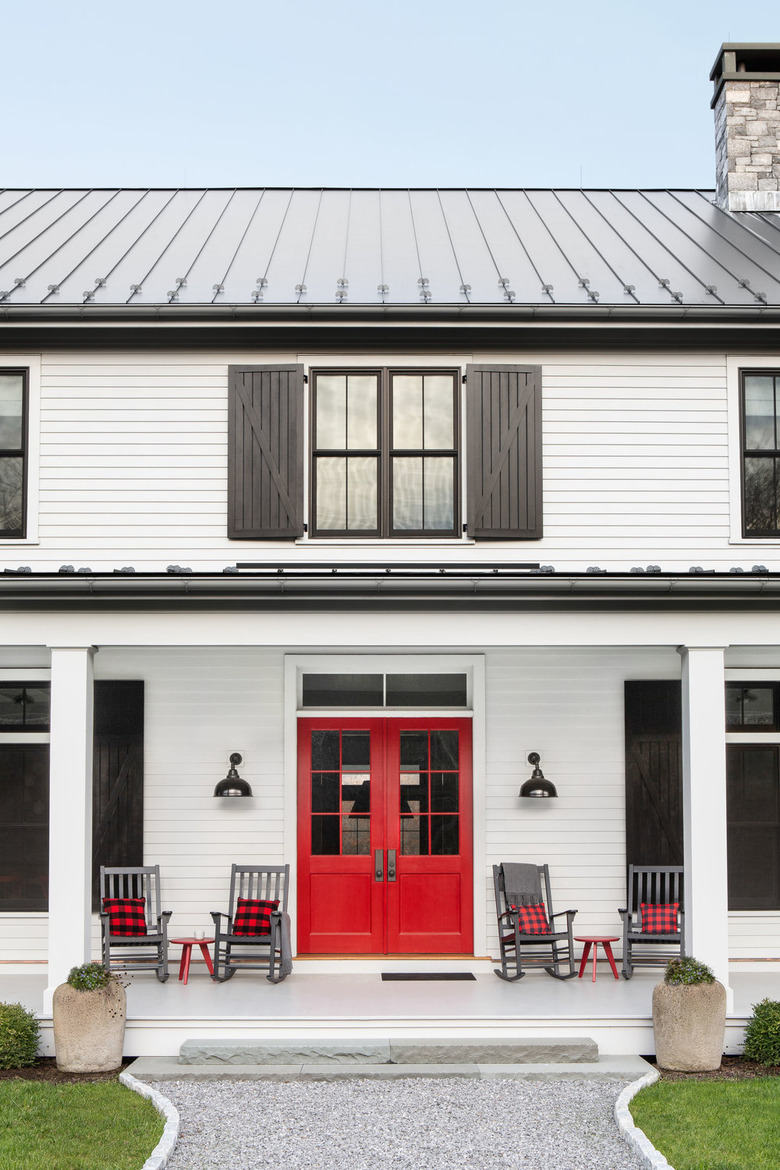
[1,187,780,311]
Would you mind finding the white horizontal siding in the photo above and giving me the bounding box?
[0,345,756,570]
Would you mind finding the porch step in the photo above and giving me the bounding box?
[129,1053,651,1083]
[177,1036,599,1066]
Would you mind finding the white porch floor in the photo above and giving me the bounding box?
[5,962,779,1058]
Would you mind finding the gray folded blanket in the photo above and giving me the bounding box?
[274,911,293,980]
[502,862,543,906]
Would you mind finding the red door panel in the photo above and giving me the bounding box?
[298,717,472,955]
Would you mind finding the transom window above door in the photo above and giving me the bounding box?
[311,369,459,539]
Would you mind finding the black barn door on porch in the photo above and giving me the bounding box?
[91,681,144,908]
[624,681,683,867]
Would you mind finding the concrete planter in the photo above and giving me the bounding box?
[652,979,727,1071]
[52,980,127,1072]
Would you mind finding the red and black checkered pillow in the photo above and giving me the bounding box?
[509,903,551,935]
[233,898,280,936]
[103,897,147,937]
[640,902,679,934]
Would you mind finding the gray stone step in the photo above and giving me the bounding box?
[178,1036,598,1066]
[129,1054,650,1083]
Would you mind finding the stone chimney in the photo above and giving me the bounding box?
[711,43,780,212]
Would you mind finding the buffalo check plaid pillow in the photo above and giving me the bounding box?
[640,902,679,934]
[103,897,147,937]
[509,903,551,935]
[233,898,280,936]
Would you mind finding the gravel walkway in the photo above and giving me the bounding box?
[146,1077,647,1170]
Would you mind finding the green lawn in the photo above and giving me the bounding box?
[631,1078,780,1170]
[0,1080,164,1170]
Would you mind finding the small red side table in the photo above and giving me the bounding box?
[170,937,215,984]
[574,935,620,982]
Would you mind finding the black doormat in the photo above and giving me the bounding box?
[380,972,477,981]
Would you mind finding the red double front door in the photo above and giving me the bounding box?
[297,718,473,954]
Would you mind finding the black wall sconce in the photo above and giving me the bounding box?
[520,751,558,799]
[214,752,253,798]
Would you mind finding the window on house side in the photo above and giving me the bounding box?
[310,369,459,539]
[742,370,780,536]
[0,371,27,539]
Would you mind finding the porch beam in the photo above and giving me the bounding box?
[44,646,96,1012]
[678,645,731,1002]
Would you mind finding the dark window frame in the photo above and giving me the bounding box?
[740,368,780,537]
[0,368,28,540]
[726,681,780,732]
[309,367,461,540]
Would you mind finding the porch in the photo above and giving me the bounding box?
[7,960,777,1059]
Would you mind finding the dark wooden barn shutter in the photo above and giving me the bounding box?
[228,364,304,539]
[465,364,542,539]
[624,681,683,868]
[727,745,780,909]
[92,681,144,909]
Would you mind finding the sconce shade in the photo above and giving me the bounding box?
[214,752,253,798]
[520,751,558,798]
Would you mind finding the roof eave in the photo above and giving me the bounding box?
[1,303,779,326]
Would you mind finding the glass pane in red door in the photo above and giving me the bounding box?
[311,729,371,856]
[399,729,459,855]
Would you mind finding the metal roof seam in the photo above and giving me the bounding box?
[122,188,190,303]
[665,190,780,295]
[40,189,151,304]
[209,184,266,299]
[492,190,554,302]
[0,189,64,248]
[296,188,324,303]
[522,189,590,297]
[0,191,94,297]
[435,190,470,303]
[551,190,640,304]
[16,190,124,300]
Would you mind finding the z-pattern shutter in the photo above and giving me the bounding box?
[91,681,144,910]
[228,364,304,539]
[465,364,542,540]
[624,681,683,868]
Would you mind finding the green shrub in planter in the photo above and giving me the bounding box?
[743,999,780,1066]
[0,1001,40,1069]
[664,956,715,985]
[67,962,114,991]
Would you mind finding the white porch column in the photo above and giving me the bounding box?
[45,646,96,1012]
[678,645,731,1004]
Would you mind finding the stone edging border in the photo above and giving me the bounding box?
[614,1068,675,1170]
[119,1070,181,1170]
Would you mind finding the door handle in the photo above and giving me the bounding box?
[375,849,384,882]
[387,849,396,882]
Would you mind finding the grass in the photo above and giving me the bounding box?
[0,1080,164,1170]
[631,1078,780,1170]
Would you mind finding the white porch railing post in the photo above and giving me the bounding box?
[44,646,96,1013]
[678,644,732,1006]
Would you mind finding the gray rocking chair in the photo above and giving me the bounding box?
[493,862,577,981]
[211,864,291,984]
[100,865,172,982]
[619,864,684,979]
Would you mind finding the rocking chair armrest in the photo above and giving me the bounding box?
[549,909,577,921]
[211,910,231,931]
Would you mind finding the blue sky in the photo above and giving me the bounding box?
[4,0,780,188]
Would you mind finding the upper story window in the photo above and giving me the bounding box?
[741,370,780,536]
[227,363,542,542]
[0,371,27,539]
[311,369,459,538]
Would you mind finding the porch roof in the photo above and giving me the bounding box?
[2,566,780,611]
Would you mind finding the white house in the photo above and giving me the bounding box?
[2,42,780,1055]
